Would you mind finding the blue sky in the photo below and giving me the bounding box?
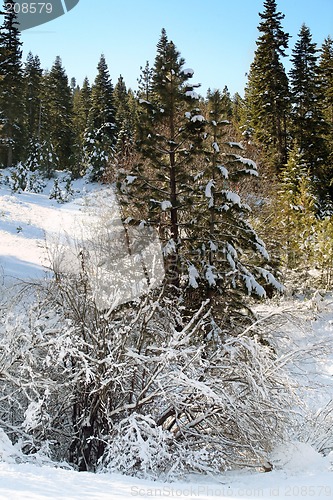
[18,0,333,96]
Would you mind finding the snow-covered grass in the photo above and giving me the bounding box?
[0,169,333,498]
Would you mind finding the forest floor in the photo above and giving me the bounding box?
[0,170,332,499]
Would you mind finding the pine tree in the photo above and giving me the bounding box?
[245,0,290,170]
[185,89,279,327]
[137,61,154,101]
[88,54,116,144]
[113,75,136,159]
[231,92,246,127]
[41,56,74,174]
[23,51,42,143]
[318,36,333,200]
[84,55,116,180]
[319,36,333,128]
[289,24,328,201]
[0,0,24,166]
[72,76,91,147]
[120,29,205,289]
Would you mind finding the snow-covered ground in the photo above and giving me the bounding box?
[0,170,333,499]
[0,457,332,499]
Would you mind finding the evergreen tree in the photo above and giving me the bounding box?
[41,56,74,174]
[186,89,279,327]
[85,55,116,180]
[280,146,315,269]
[318,36,333,196]
[88,54,116,145]
[289,24,328,200]
[0,0,24,166]
[137,60,154,101]
[245,0,290,170]
[113,75,136,159]
[23,51,42,142]
[120,29,205,289]
[231,92,246,128]
[319,36,333,127]
[72,76,91,147]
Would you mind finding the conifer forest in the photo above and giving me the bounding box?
[0,0,333,483]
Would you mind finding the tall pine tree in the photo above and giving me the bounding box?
[289,23,328,204]
[0,0,24,166]
[41,56,75,174]
[84,55,116,180]
[120,29,205,289]
[23,51,42,143]
[113,75,136,158]
[319,36,333,199]
[72,76,91,148]
[245,0,290,170]
[88,54,115,142]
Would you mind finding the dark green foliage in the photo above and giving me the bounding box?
[23,51,43,143]
[318,36,333,201]
[83,55,116,181]
[319,37,333,128]
[72,76,92,169]
[0,0,24,166]
[41,56,75,174]
[88,54,116,145]
[113,75,136,159]
[245,0,290,170]
[289,24,329,204]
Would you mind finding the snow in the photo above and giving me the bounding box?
[188,263,199,288]
[125,175,137,185]
[234,156,257,169]
[205,179,215,198]
[161,200,172,211]
[138,98,151,105]
[218,165,229,178]
[244,168,259,177]
[0,454,331,499]
[227,142,245,150]
[1,170,333,498]
[212,142,220,153]
[183,68,194,76]
[205,265,216,286]
[0,171,165,307]
[191,114,205,123]
[222,190,242,207]
[185,90,199,99]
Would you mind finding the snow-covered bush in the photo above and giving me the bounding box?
[24,140,59,179]
[296,401,333,457]
[99,413,174,479]
[81,129,112,182]
[9,162,45,193]
[49,174,73,203]
[0,276,295,476]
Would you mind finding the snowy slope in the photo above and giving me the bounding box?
[0,171,333,498]
[0,171,100,283]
